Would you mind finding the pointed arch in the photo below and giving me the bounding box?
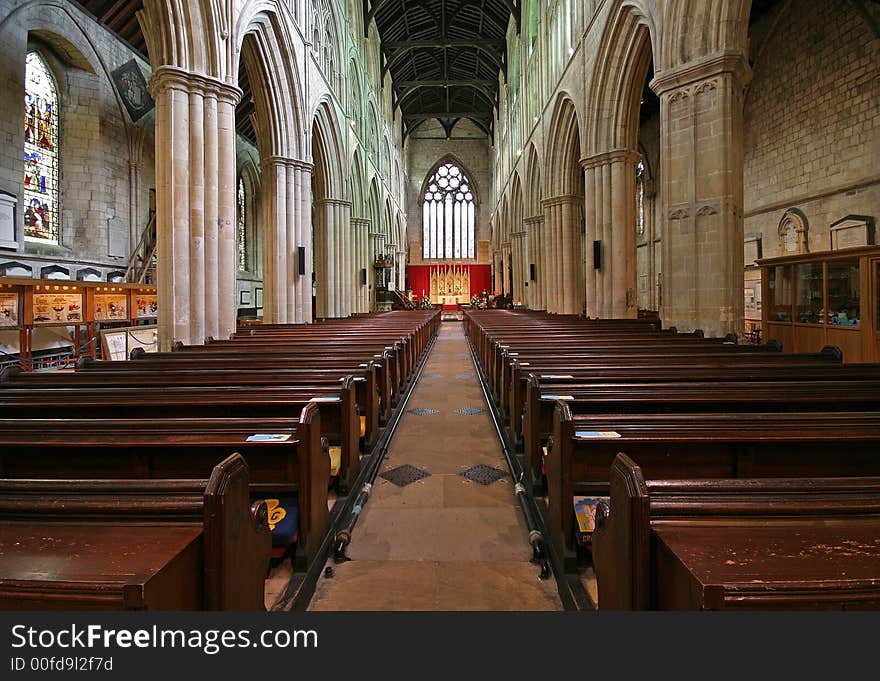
[545,94,583,197]
[585,2,654,156]
[311,98,345,200]
[661,0,750,71]
[237,7,306,159]
[524,143,543,217]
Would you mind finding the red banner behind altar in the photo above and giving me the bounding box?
[407,264,492,300]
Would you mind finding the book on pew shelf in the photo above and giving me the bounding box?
[329,446,342,478]
[573,496,610,546]
[540,374,574,379]
[246,433,292,442]
[542,394,575,400]
[574,430,621,439]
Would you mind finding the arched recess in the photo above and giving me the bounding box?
[494,193,509,296]
[581,4,655,319]
[312,98,349,319]
[524,144,544,309]
[544,94,585,315]
[236,5,311,325]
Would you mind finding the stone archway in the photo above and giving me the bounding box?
[545,94,585,315]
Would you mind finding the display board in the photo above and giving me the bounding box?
[0,292,19,328]
[135,293,158,319]
[95,292,129,321]
[32,292,83,325]
[101,325,158,361]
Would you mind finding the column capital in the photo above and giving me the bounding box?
[148,65,242,104]
[352,217,371,228]
[260,156,314,172]
[542,194,584,208]
[523,214,545,226]
[650,51,752,96]
[315,198,352,208]
[580,149,641,170]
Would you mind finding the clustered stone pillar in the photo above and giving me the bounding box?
[511,229,526,305]
[149,66,241,350]
[352,217,371,313]
[652,55,750,337]
[541,196,585,315]
[492,249,503,295]
[524,215,544,310]
[396,248,407,292]
[582,150,639,318]
[260,157,313,324]
[314,198,352,319]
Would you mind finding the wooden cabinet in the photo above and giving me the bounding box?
[758,245,880,363]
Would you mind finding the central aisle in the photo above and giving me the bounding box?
[309,322,563,610]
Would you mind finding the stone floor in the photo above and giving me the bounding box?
[307,322,563,611]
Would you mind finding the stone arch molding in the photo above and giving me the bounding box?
[660,0,751,72]
[235,2,306,160]
[778,208,809,255]
[584,1,656,158]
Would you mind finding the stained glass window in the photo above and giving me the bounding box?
[636,159,646,237]
[237,177,246,271]
[422,162,476,260]
[23,51,59,244]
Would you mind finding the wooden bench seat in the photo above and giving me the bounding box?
[523,378,880,487]
[0,409,329,567]
[547,405,880,564]
[591,453,880,610]
[0,380,363,494]
[0,453,271,610]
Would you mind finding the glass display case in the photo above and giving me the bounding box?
[758,246,880,363]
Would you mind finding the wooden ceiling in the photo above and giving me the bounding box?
[367,0,518,138]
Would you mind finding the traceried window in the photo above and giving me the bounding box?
[23,51,59,244]
[636,159,646,237]
[422,162,475,260]
[237,177,247,271]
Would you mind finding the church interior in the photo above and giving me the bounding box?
[0,0,878,612]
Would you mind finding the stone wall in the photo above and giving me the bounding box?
[743,0,880,259]
[0,1,155,281]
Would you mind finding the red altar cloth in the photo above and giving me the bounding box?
[406,264,492,300]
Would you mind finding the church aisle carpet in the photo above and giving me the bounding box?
[308,322,563,611]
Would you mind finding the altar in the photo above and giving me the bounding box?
[438,294,468,306]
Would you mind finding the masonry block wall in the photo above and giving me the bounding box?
[0,1,155,280]
[405,119,492,266]
[743,0,880,260]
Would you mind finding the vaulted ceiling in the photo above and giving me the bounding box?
[366,0,518,138]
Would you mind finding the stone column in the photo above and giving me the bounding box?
[581,151,640,319]
[524,215,544,310]
[651,54,751,336]
[511,229,526,304]
[148,66,241,349]
[260,157,313,324]
[352,217,371,313]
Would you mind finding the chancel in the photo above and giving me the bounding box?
[0,0,878,613]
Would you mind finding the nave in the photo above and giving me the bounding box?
[309,322,563,611]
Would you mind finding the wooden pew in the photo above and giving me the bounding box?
[0,453,272,610]
[0,408,329,568]
[592,453,880,610]
[503,350,849,434]
[0,379,362,494]
[546,404,880,565]
[2,363,382,443]
[523,377,880,487]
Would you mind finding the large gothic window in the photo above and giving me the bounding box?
[23,51,59,244]
[422,162,476,260]
[237,177,247,271]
